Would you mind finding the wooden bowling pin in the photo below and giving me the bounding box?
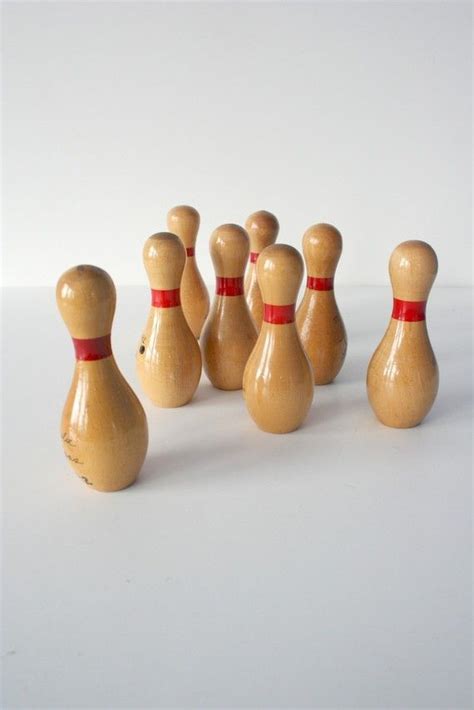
[367,240,439,428]
[296,224,347,384]
[57,265,148,492]
[243,245,314,433]
[201,224,258,390]
[244,210,279,329]
[167,205,210,338]
[136,233,202,407]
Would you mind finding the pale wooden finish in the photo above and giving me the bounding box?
[243,245,314,433]
[57,265,148,492]
[167,205,210,338]
[296,223,347,384]
[244,210,279,329]
[367,240,439,428]
[201,224,257,390]
[136,233,202,407]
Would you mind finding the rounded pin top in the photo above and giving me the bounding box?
[143,232,185,290]
[389,240,438,301]
[210,224,249,277]
[167,205,200,248]
[245,211,279,253]
[56,265,116,339]
[302,223,342,277]
[257,244,303,305]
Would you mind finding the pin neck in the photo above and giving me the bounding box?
[186,247,195,257]
[72,334,112,361]
[151,288,181,308]
[263,303,295,324]
[307,276,334,291]
[215,277,244,296]
[391,298,426,322]
[250,252,259,264]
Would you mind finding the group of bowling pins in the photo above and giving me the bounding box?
[56,206,439,492]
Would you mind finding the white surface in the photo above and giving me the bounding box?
[2,285,472,709]
[3,1,472,287]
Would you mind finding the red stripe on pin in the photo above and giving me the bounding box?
[391,298,426,322]
[307,276,334,291]
[250,252,259,263]
[73,334,112,361]
[216,277,244,296]
[151,288,181,308]
[263,303,295,324]
[186,247,195,257]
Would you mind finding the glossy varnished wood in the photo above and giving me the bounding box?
[167,205,210,338]
[367,240,439,428]
[243,245,314,433]
[57,265,148,492]
[136,232,202,407]
[296,224,347,384]
[244,210,279,330]
[201,224,257,390]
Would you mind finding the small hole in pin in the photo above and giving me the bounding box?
[139,345,145,355]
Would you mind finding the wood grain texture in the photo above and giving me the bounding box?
[243,244,314,433]
[367,240,439,428]
[136,233,202,407]
[201,224,257,390]
[296,224,347,384]
[244,210,279,330]
[167,205,210,338]
[57,265,148,492]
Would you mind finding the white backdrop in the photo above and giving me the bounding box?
[3,1,472,288]
[3,5,473,708]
